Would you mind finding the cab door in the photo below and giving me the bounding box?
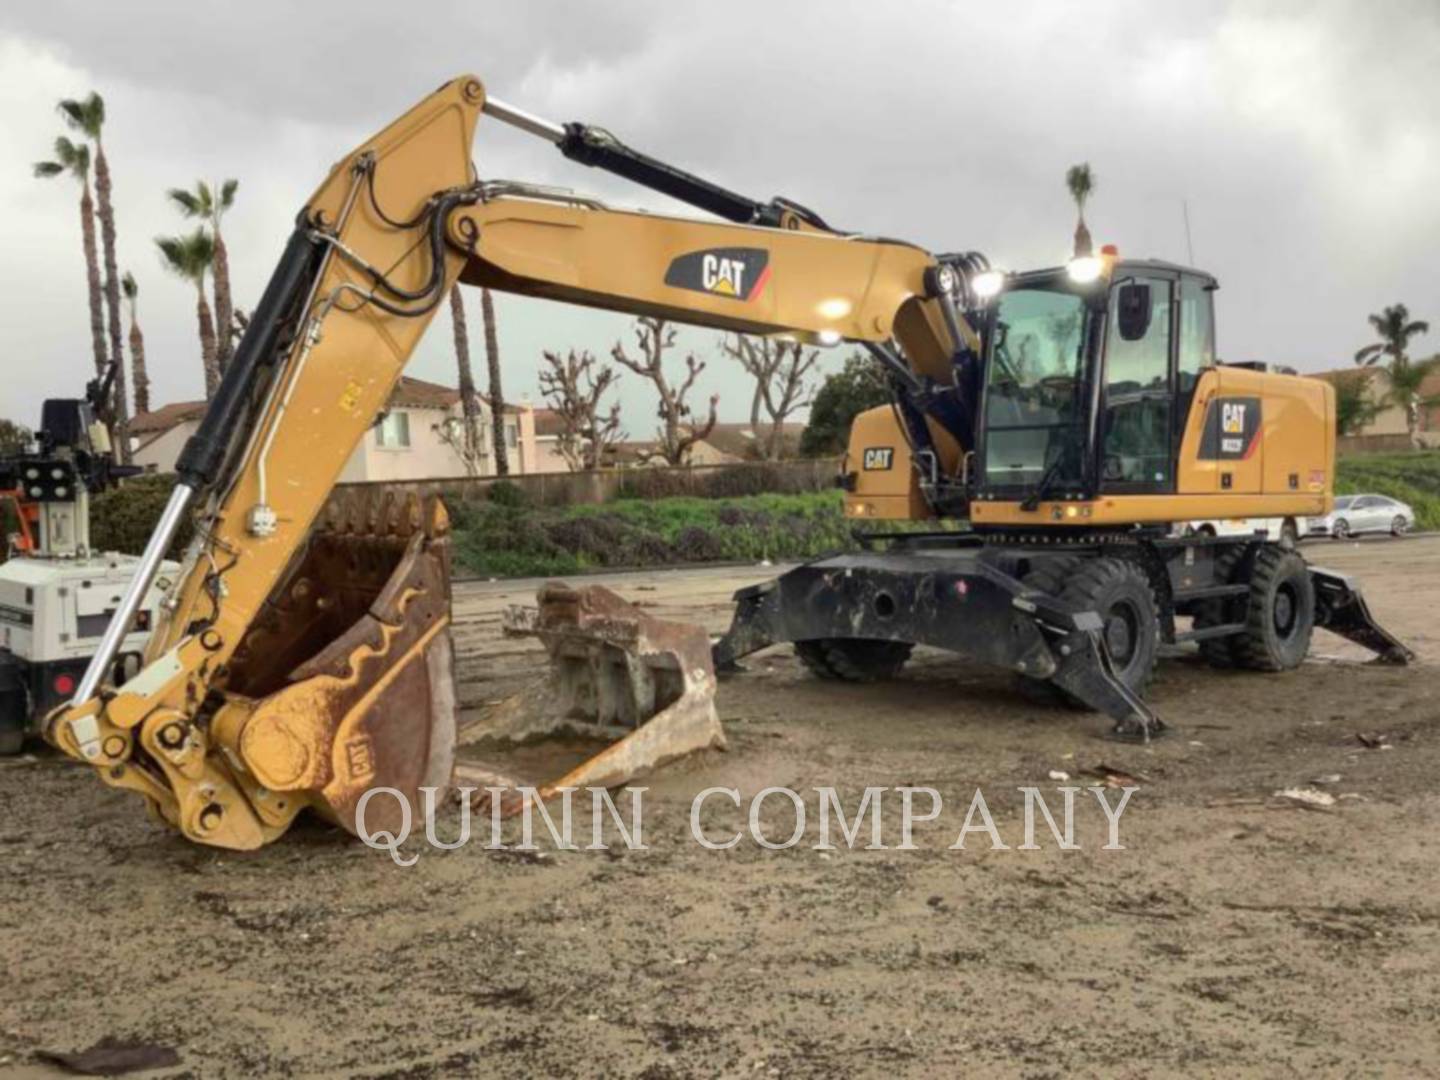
[1099,273,1175,493]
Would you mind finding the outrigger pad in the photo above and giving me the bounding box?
[1310,567,1414,664]
[456,583,725,813]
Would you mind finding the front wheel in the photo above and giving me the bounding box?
[1392,515,1409,537]
[1058,558,1160,703]
[1014,556,1084,706]
[1332,518,1351,539]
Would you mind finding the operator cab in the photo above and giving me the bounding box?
[974,254,1217,509]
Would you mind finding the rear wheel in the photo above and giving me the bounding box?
[795,638,914,682]
[1235,547,1315,671]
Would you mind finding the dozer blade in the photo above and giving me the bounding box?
[215,489,457,840]
[455,582,725,813]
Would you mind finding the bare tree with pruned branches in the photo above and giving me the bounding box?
[722,334,821,459]
[539,348,625,470]
[611,316,718,466]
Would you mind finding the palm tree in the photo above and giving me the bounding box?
[156,228,220,397]
[1354,304,1430,368]
[1065,163,1095,257]
[448,285,484,468]
[481,287,510,475]
[1355,304,1433,444]
[121,272,151,415]
[33,137,107,379]
[168,180,239,374]
[59,92,131,460]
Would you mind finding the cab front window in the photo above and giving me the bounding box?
[982,285,1090,488]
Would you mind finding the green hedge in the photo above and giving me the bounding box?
[449,490,857,577]
[89,473,192,557]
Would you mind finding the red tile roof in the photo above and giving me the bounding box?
[128,400,207,434]
[389,376,460,410]
[532,408,566,437]
[133,376,530,437]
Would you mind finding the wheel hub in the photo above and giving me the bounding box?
[1273,585,1296,636]
[1104,604,1137,665]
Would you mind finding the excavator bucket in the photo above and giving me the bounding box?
[216,489,457,839]
[455,582,725,813]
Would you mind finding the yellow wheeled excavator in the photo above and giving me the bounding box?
[715,251,1411,725]
[46,74,1408,850]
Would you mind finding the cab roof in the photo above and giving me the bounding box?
[1012,259,1219,290]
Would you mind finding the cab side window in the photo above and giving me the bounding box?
[1178,277,1214,394]
[1102,276,1174,489]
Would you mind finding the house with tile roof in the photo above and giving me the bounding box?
[1310,359,1440,448]
[129,377,540,480]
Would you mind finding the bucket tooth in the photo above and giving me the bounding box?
[456,582,725,813]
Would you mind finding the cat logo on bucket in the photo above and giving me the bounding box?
[863,447,894,471]
[664,247,771,302]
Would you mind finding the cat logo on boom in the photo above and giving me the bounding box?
[664,247,771,302]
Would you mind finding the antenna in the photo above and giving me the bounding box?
[1182,199,1196,265]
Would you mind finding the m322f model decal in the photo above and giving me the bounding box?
[664,248,771,301]
[1199,396,1262,460]
[862,447,894,471]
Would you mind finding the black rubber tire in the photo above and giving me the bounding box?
[0,727,22,756]
[1235,546,1315,672]
[1333,518,1350,539]
[1391,515,1408,537]
[1191,544,1250,669]
[1014,556,1084,706]
[795,638,914,682]
[1057,557,1160,702]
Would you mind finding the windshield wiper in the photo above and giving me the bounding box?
[1020,453,1066,512]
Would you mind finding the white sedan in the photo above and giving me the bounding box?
[1307,494,1415,538]
[1175,516,1299,545]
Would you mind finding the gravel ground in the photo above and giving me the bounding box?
[3,535,1438,1078]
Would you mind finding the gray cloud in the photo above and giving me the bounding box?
[2,1,1437,432]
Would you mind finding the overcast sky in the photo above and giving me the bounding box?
[2,1,1437,435]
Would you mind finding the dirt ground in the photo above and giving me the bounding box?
[3,536,1439,1078]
